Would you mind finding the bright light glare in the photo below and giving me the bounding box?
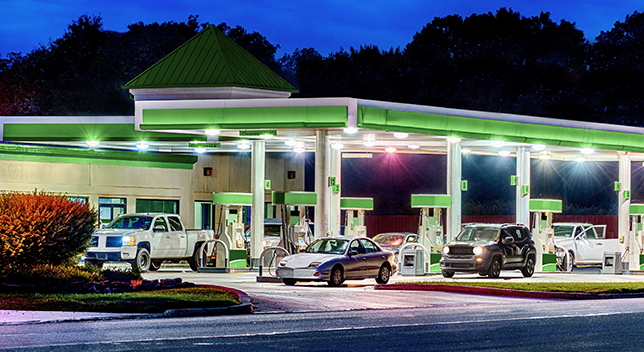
[136,141,149,149]
[408,144,420,149]
[331,143,344,149]
[539,154,551,160]
[238,141,251,149]
[575,157,585,162]
[532,144,546,151]
[394,132,408,139]
[86,141,100,147]
[294,147,305,153]
[385,146,396,153]
[498,150,511,156]
[260,134,274,139]
[491,140,505,147]
[461,148,472,154]
[581,148,594,155]
[285,140,297,146]
[195,147,207,153]
[447,137,461,143]
[205,129,220,136]
[343,127,358,134]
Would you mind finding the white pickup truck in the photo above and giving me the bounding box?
[553,222,619,267]
[85,213,215,272]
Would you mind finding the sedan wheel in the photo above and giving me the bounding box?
[283,279,297,286]
[328,266,344,287]
[375,265,391,284]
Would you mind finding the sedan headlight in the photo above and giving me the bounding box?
[308,262,321,268]
[473,246,483,255]
[122,236,136,246]
[442,246,450,255]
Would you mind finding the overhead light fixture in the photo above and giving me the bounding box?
[498,150,511,156]
[539,151,551,160]
[260,134,274,139]
[394,132,408,139]
[343,127,358,134]
[581,148,594,155]
[363,134,376,147]
[491,140,505,147]
[194,147,207,153]
[447,137,461,143]
[461,148,472,154]
[159,148,172,153]
[408,144,420,149]
[86,141,100,147]
[532,144,546,151]
[575,157,585,162]
[385,146,396,153]
[331,143,344,150]
[205,129,220,136]
[285,140,297,146]
[293,141,305,153]
[136,141,149,149]
[238,140,251,149]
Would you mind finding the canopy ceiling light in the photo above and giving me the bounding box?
[447,137,461,143]
[363,134,376,147]
[461,148,472,154]
[393,132,408,139]
[285,140,297,146]
[581,148,594,155]
[331,143,344,150]
[194,147,207,153]
[294,141,305,153]
[532,144,546,151]
[498,150,511,156]
[86,141,100,147]
[343,127,358,134]
[205,129,220,136]
[491,140,505,147]
[408,144,420,149]
[385,146,397,153]
[136,141,149,149]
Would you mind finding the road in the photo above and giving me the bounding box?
[3,268,644,350]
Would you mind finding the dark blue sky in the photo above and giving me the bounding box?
[2,0,643,57]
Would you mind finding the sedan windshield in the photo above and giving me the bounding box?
[456,227,499,242]
[107,216,153,230]
[373,234,404,247]
[306,238,349,254]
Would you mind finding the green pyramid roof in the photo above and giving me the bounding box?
[123,25,297,92]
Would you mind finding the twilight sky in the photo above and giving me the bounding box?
[1,0,643,57]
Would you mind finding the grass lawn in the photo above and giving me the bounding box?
[0,287,240,313]
[403,281,644,294]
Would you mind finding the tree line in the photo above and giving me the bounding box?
[1,9,644,127]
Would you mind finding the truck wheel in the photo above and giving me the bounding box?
[189,244,207,272]
[149,260,162,271]
[521,255,535,277]
[487,257,501,278]
[132,248,151,272]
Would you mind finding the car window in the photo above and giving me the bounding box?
[167,216,183,231]
[107,216,152,230]
[373,234,404,247]
[582,226,597,239]
[265,225,281,237]
[349,239,365,254]
[510,227,523,241]
[360,239,379,253]
[554,226,574,238]
[456,227,499,242]
[154,217,167,231]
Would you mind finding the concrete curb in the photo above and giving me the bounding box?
[375,283,644,300]
[161,284,253,317]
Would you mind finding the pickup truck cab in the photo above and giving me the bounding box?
[86,213,215,272]
[552,222,617,267]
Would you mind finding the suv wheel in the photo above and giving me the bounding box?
[487,257,501,278]
[521,255,535,277]
[441,270,455,278]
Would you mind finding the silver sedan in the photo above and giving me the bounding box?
[276,237,397,286]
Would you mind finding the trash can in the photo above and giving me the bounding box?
[400,249,424,276]
[602,252,622,274]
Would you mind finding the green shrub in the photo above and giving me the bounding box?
[100,267,143,281]
[0,191,98,269]
[2,264,102,287]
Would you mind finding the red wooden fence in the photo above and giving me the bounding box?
[362,215,619,239]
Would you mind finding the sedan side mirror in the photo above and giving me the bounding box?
[348,250,358,256]
[153,225,166,232]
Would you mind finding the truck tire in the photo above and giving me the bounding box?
[132,248,151,272]
[189,243,206,272]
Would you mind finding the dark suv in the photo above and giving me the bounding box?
[440,223,536,278]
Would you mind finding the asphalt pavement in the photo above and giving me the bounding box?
[3,265,644,325]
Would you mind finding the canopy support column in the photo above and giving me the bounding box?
[250,140,265,268]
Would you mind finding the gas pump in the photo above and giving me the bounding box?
[529,199,562,272]
[411,194,451,273]
[629,203,644,270]
[212,192,253,268]
[272,191,317,254]
[340,198,374,237]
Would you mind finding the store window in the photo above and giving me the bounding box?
[99,197,126,224]
[136,199,179,214]
[194,201,213,230]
